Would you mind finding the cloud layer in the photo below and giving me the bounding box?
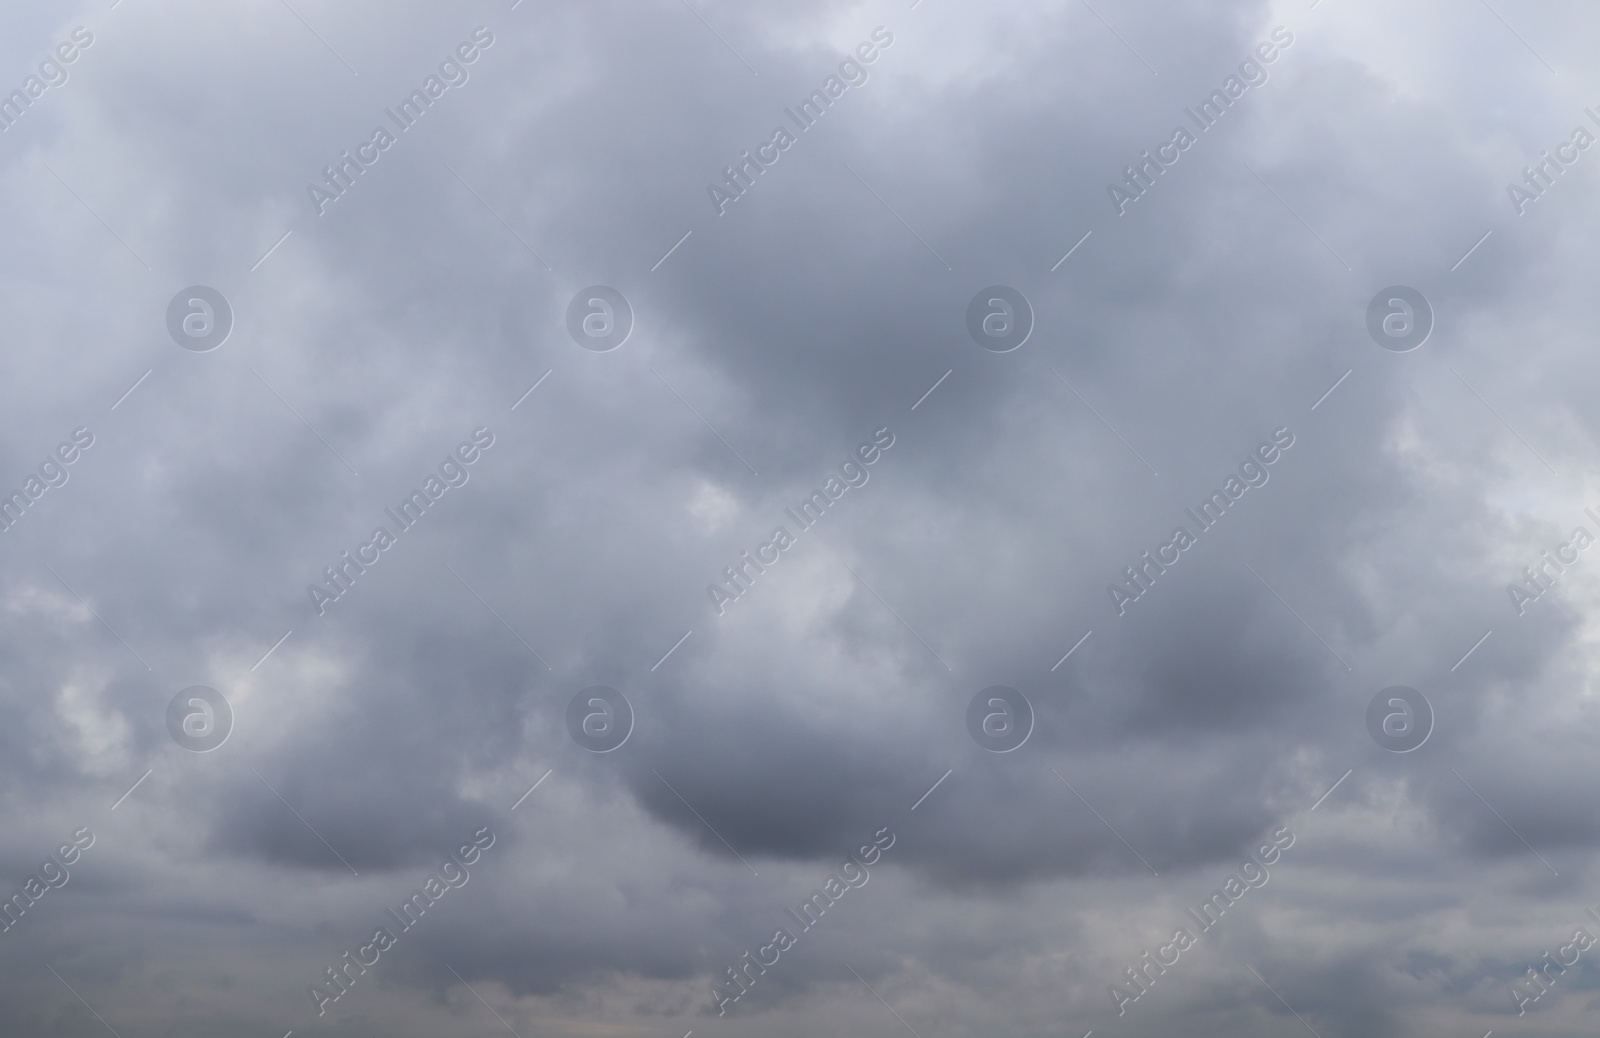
[4,0,1600,1035]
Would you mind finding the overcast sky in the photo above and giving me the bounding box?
[5,0,1600,1035]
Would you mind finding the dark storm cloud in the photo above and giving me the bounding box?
[3,0,1600,1035]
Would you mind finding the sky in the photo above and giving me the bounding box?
[3,0,1600,1035]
